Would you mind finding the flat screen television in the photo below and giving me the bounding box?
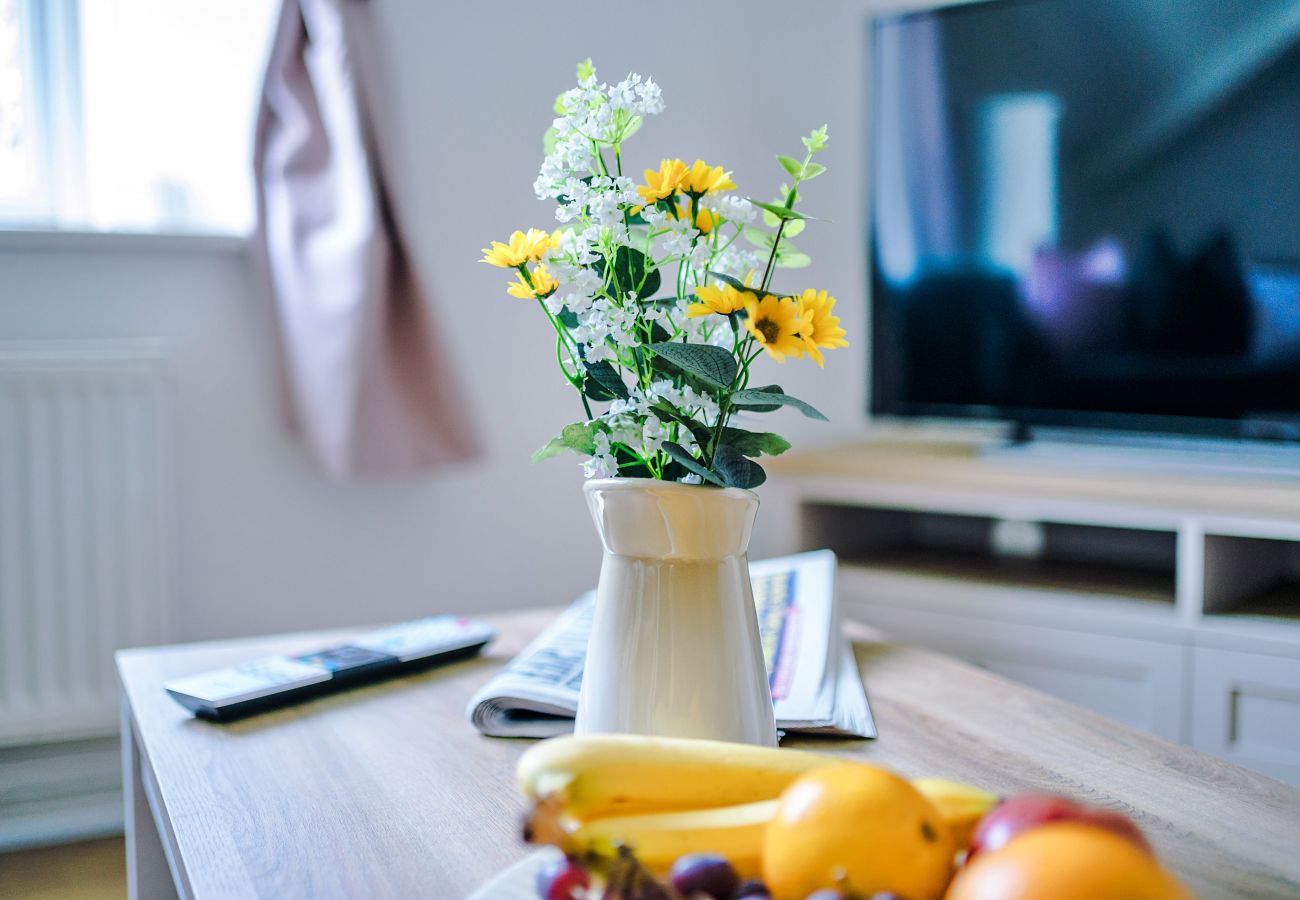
[869,0,1300,442]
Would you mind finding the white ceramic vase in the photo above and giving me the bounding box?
[575,478,778,747]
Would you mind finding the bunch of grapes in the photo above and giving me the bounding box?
[536,849,905,900]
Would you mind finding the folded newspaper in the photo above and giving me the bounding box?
[467,550,876,739]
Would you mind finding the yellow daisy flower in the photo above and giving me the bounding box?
[679,159,735,195]
[480,228,556,268]
[506,264,559,300]
[796,288,849,367]
[687,283,752,318]
[743,293,813,362]
[676,202,719,234]
[637,159,689,204]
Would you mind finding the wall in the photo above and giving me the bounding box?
[1,0,933,644]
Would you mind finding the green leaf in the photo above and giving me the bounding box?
[576,58,596,82]
[744,227,776,250]
[775,247,811,269]
[704,270,754,294]
[712,444,767,489]
[801,161,827,180]
[732,385,783,411]
[618,114,643,142]
[802,124,829,154]
[719,427,792,458]
[543,126,560,157]
[731,388,828,421]
[782,218,806,239]
[662,442,725,486]
[584,360,629,400]
[749,199,808,222]
[598,246,661,300]
[552,93,569,116]
[612,444,654,479]
[776,155,803,179]
[557,308,579,329]
[532,421,602,463]
[646,342,738,392]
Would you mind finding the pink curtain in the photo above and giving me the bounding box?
[253,0,477,478]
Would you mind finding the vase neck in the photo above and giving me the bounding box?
[584,479,759,562]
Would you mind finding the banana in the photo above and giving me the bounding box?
[516,734,837,820]
[558,798,778,879]
[911,777,1000,849]
[517,735,1000,874]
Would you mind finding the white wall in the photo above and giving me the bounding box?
[0,0,930,642]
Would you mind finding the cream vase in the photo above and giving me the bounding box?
[575,478,778,747]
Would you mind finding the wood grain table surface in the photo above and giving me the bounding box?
[117,609,1300,899]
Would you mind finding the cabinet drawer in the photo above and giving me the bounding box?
[1191,647,1300,786]
[849,601,1187,741]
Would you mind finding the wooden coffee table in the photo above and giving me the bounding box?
[116,610,1300,899]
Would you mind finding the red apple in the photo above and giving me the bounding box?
[969,793,1151,859]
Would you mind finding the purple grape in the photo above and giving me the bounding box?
[734,878,773,900]
[535,855,591,900]
[667,853,740,900]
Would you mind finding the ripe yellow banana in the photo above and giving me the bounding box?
[558,798,777,879]
[518,735,999,875]
[911,777,1000,849]
[517,734,837,820]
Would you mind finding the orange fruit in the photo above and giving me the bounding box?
[762,763,956,900]
[945,822,1191,900]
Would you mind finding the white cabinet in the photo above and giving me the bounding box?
[1191,647,1300,785]
[849,599,1188,742]
[782,438,1300,785]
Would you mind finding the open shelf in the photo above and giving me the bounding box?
[1204,534,1300,623]
[803,503,1177,605]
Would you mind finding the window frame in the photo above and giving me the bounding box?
[0,0,85,226]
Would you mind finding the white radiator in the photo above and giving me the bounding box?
[0,342,172,745]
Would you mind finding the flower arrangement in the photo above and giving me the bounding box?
[481,60,846,490]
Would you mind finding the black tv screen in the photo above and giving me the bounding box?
[869,0,1300,441]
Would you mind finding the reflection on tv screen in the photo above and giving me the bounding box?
[870,0,1300,439]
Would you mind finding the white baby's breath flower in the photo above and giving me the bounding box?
[712,245,762,280]
[663,230,696,259]
[642,416,666,454]
[635,77,664,116]
[642,205,669,229]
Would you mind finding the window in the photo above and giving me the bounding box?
[0,0,276,235]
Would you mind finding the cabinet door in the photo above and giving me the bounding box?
[853,603,1188,742]
[1191,647,1300,787]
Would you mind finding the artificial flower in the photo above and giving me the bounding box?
[506,264,559,299]
[687,283,751,318]
[675,202,719,234]
[679,160,735,196]
[480,228,557,268]
[795,289,849,367]
[743,294,813,362]
[638,159,689,204]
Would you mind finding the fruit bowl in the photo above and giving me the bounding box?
[467,849,564,900]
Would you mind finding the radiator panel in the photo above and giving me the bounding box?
[0,344,172,744]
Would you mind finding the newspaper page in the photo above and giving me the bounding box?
[467,550,875,738]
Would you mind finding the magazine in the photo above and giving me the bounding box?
[467,550,876,739]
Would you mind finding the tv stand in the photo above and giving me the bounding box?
[983,429,1300,482]
[770,437,1300,786]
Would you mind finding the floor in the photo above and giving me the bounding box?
[0,837,127,899]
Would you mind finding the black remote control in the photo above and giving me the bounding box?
[164,616,497,721]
